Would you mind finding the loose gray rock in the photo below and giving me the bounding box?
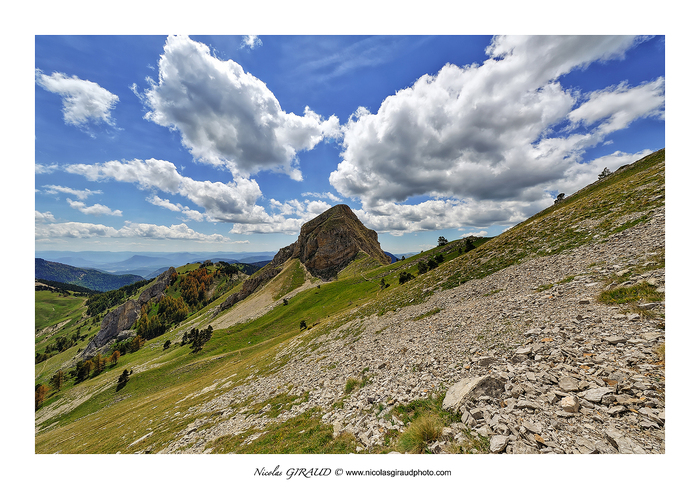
[604,336,627,345]
[582,387,614,403]
[558,376,579,392]
[442,375,505,411]
[561,396,580,413]
[512,440,540,454]
[605,427,646,454]
[490,435,508,453]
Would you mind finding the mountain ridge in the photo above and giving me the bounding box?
[35,258,144,292]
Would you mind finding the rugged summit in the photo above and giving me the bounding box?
[282,204,390,279]
[219,205,388,312]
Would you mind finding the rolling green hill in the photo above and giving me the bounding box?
[34,149,665,454]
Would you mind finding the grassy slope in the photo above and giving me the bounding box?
[35,291,86,334]
[35,149,665,453]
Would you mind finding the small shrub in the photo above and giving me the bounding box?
[344,377,360,394]
[399,271,414,284]
[116,369,130,391]
[397,414,444,453]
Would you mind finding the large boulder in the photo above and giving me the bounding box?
[442,375,506,412]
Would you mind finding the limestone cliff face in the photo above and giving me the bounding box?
[288,204,389,279]
[82,267,176,357]
[218,205,388,312]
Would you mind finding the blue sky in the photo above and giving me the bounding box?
[34,34,665,255]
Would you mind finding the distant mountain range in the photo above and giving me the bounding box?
[35,251,277,280]
[35,258,145,292]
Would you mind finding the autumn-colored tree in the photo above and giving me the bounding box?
[180,268,214,306]
[108,350,120,366]
[92,353,106,376]
[35,384,49,410]
[159,295,188,324]
[49,370,65,391]
[129,335,145,353]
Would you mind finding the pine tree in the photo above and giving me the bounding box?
[49,370,65,391]
[116,369,130,391]
[93,353,105,376]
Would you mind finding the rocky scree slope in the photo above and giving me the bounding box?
[158,155,666,455]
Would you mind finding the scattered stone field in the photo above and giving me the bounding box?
[158,204,665,454]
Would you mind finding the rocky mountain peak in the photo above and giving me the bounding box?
[283,204,389,279]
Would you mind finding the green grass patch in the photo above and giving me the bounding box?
[344,377,361,394]
[208,408,358,454]
[598,281,664,305]
[35,290,85,333]
[412,307,441,321]
[396,414,444,453]
[272,259,306,300]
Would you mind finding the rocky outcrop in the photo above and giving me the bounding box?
[82,267,176,357]
[288,204,390,279]
[217,205,388,313]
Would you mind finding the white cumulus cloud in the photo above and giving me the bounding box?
[329,35,664,234]
[35,69,119,128]
[35,210,55,222]
[65,158,266,223]
[43,185,102,200]
[147,195,204,221]
[231,199,333,234]
[35,220,230,242]
[302,191,342,202]
[35,163,59,174]
[568,77,665,135]
[142,35,339,180]
[240,35,262,50]
[67,198,122,216]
